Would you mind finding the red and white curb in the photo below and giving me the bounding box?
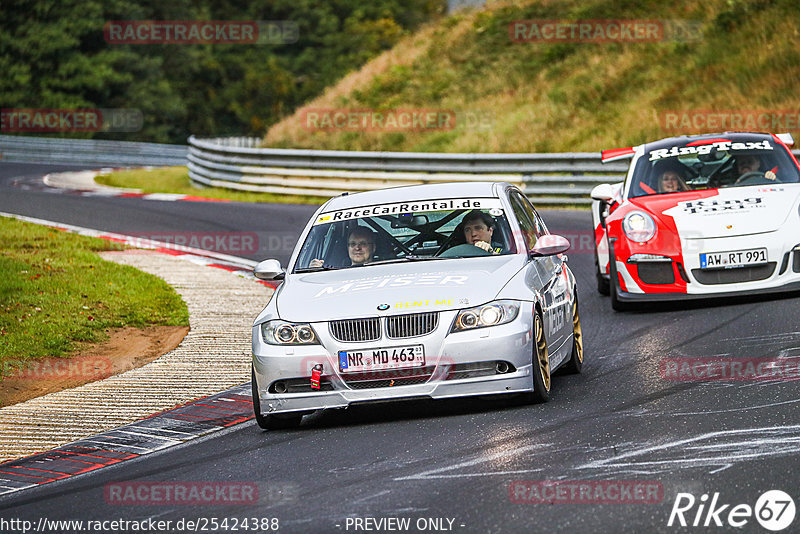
[0,385,253,497]
[42,169,231,203]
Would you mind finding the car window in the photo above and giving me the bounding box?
[294,197,517,271]
[509,192,537,250]
[629,138,800,198]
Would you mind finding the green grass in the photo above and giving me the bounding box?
[0,217,189,367]
[95,167,330,205]
[264,0,800,153]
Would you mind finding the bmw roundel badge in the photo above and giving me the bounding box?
[377,303,390,311]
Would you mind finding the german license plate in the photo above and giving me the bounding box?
[338,345,425,373]
[700,247,767,269]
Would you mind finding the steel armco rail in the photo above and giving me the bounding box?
[0,135,187,167]
[188,136,630,205]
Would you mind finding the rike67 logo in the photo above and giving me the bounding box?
[668,490,796,531]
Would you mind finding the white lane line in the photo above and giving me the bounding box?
[578,424,800,472]
[112,430,184,443]
[394,444,547,481]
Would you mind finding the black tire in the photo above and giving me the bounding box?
[595,255,610,296]
[561,296,584,374]
[251,367,303,430]
[521,312,551,404]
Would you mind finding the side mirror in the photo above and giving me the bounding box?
[590,183,615,202]
[254,259,285,280]
[530,234,571,257]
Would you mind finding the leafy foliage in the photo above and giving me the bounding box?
[0,0,444,142]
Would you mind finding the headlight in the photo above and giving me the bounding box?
[451,300,520,332]
[623,211,656,243]
[262,320,319,345]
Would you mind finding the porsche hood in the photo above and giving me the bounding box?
[274,255,527,322]
[653,185,800,239]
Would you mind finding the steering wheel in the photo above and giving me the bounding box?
[437,243,492,258]
[734,171,770,185]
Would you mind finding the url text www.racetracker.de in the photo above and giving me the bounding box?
[0,516,280,533]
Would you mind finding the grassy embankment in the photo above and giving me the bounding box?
[0,217,189,367]
[95,167,330,205]
[264,0,800,153]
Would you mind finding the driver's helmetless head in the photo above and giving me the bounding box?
[462,211,495,245]
[347,227,376,265]
[736,155,760,175]
[659,171,682,192]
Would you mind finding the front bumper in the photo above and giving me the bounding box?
[613,233,800,301]
[252,306,536,415]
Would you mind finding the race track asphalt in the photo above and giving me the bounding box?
[1,162,799,533]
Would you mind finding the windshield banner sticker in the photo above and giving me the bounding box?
[648,140,773,161]
[314,198,502,225]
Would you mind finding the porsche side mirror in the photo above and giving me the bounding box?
[530,234,571,257]
[590,183,615,202]
[254,259,285,280]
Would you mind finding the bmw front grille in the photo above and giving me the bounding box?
[328,312,439,342]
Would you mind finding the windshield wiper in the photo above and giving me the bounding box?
[293,265,339,273]
[368,255,449,266]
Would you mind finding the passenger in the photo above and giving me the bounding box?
[310,226,376,268]
[658,169,688,193]
[462,210,504,254]
[650,160,689,194]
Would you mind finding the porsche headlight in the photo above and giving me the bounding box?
[451,300,520,332]
[623,211,656,243]
[262,320,318,345]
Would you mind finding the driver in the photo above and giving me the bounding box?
[462,210,504,254]
[310,226,376,267]
[734,154,777,181]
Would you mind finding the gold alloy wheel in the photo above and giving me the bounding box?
[573,301,583,364]
[535,314,550,391]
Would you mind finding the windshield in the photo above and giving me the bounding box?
[293,198,517,272]
[628,138,800,198]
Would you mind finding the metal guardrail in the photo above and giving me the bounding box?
[0,135,187,167]
[187,136,630,204]
[7,135,798,206]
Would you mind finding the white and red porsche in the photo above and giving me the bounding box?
[591,132,800,310]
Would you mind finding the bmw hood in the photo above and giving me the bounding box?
[655,185,800,238]
[275,255,527,322]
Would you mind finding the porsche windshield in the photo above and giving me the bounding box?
[629,138,800,198]
[293,198,517,272]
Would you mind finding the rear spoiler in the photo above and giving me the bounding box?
[600,147,636,163]
[775,133,795,146]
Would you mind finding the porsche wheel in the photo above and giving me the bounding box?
[561,297,583,374]
[252,367,302,430]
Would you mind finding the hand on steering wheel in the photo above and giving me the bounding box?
[734,171,767,185]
